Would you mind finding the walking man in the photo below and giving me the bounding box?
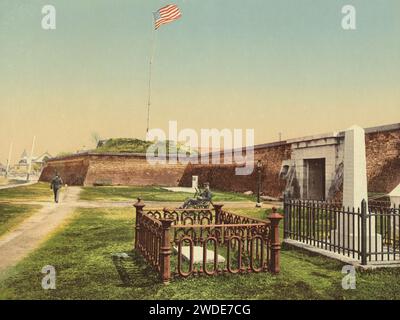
[50,172,63,203]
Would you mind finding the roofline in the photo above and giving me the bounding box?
[342,123,400,136]
[254,122,400,148]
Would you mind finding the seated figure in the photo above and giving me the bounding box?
[180,182,213,209]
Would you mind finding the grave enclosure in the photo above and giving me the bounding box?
[133,199,283,283]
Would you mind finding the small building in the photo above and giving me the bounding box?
[34,152,52,164]
[15,151,52,172]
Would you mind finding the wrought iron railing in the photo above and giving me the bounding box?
[283,196,400,264]
[134,199,283,283]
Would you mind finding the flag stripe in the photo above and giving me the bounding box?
[160,5,176,14]
[156,14,181,25]
[155,15,181,29]
[161,8,180,19]
[154,4,182,30]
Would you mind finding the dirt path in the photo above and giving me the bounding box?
[0,187,82,274]
[0,181,37,190]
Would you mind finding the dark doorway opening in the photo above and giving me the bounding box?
[305,158,325,200]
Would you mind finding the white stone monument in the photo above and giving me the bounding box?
[192,175,198,189]
[389,183,400,235]
[342,125,368,210]
[389,183,400,207]
[332,125,381,251]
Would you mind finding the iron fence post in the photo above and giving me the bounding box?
[283,192,288,239]
[213,203,224,243]
[213,203,224,224]
[361,199,367,265]
[133,198,145,250]
[160,218,174,284]
[268,207,283,274]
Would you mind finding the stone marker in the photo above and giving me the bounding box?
[173,246,225,264]
[342,125,368,210]
[111,252,130,259]
[389,183,400,207]
[192,176,198,189]
[332,125,381,251]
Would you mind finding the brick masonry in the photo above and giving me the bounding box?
[366,129,400,193]
[179,143,291,198]
[84,154,186,187]
[39,155,89,185]
[40,153,187,187]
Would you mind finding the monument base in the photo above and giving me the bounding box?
[330,231,382,252]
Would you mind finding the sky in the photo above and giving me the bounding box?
[0,0,399,163]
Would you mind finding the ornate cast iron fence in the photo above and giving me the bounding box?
[134,199,282,283]
[283,196,400,265]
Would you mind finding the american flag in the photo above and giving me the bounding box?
[153,4,182,30]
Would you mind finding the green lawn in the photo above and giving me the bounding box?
[0,203,41,237]
[0,183,52,202]
[80,186,256,202]
[1,206,400,300]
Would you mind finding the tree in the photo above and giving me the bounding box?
[91,132,101,147]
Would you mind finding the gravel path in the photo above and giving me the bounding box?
[0,187,81,274]
[0,181,37,190]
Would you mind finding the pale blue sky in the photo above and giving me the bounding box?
[0,1,399,162]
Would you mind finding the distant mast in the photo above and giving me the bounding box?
[26,136,36,182]
[5,142,13,178]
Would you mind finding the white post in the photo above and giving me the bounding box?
[26,136,36,182]
[192,176,198,189]
[5,142,13,178]
[342,125,368,210]
[332,125,381,252]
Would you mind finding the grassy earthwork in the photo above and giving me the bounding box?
[1,206,400,300]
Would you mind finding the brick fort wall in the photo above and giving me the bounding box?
[178,143,291,198]
[39,126,400,197]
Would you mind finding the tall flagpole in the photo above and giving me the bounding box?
[146,25,158,136]
[146,4,181,137]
